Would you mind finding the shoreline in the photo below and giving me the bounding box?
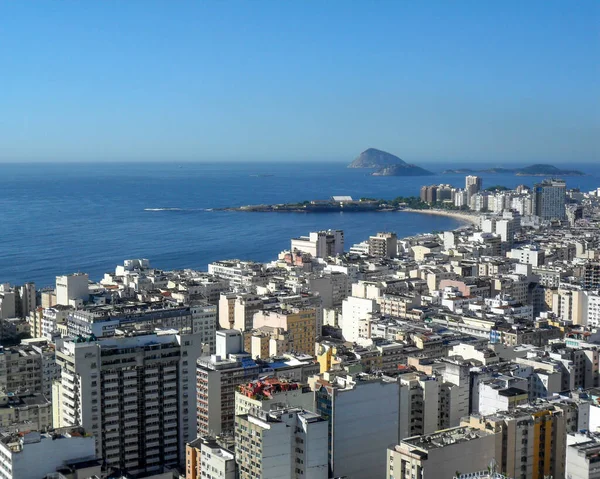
[398,208,480,225]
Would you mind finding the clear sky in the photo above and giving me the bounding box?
[0,1,598,163]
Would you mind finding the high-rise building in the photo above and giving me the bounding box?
[368,232,398,258]
[235,407,328,479]
[533,179,566,220]
[420,185,438,205]
[314,374,400,479]
[54,330,202,476]
[18,283,36,317]
[466,175,483,199]
[235,378,315,416]
[196,330,261,436]
[463,404,567,479]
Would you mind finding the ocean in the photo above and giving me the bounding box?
[1,161,599,287]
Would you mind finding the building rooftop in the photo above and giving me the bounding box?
[401,426,496,451]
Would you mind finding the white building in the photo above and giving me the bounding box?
[235,407,328,479]
[368,232,398,258]
[196,330,262,436]
[387,426,499,479]
[291,230,344,258]
[509,245,545,267]
[567,432,600,479]
[340,296,378,342]
[0,429,96,479]
[54,330,202,475]
[190,301,217,354]
[55,273,89,307]
[186,436,236,479]
[200,437,236,479]
[0,286,15,320]
[314,374,400,479]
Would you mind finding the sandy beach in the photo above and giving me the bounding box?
[399,208,480,225]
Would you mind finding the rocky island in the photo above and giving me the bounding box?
[348,148,434,176]
[442,163,585,176]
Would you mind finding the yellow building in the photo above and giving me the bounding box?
[253,307,316,356]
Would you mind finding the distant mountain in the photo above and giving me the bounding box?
[479,168,516,174]
[441,168,476,174]
[372,164,435,177]
[441,163,585,176]
[515,164,585,176]
[348,148,407,168]
[348,148,434,176]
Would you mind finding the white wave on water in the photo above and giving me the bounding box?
[144,207,214,212]
[144,208,184,212]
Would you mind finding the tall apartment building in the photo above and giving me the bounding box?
[291,230,344,258]
[196,330,261,436]
[235,407,328,479]
[466,175,483,199]
[463,404,568,479]
[0,286,15,320]
[387,426,499,479]
[397,363,470,439]
[55,273,89,307]
[314,374,400,479]
[18,283,36,318]
[190,301,217,354]
[534,179,566,220]
[235,378,315,416]
[420,185,438,204]
[26,308,43,338]
[66,303,195,338]
[368,232,398,258]
[54,330,202,476]
[307,272,351,309]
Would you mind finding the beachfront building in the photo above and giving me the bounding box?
[291,230,344,258]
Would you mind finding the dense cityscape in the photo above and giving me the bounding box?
[0,175,598,478]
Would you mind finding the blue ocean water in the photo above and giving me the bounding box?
[1,161,598,287]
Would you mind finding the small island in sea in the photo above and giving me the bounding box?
[348,148,434,176]
[442,163,585,176]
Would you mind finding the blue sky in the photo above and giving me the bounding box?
[0,1,598,163]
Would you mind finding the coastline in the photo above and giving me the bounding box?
[399,208,480,226]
